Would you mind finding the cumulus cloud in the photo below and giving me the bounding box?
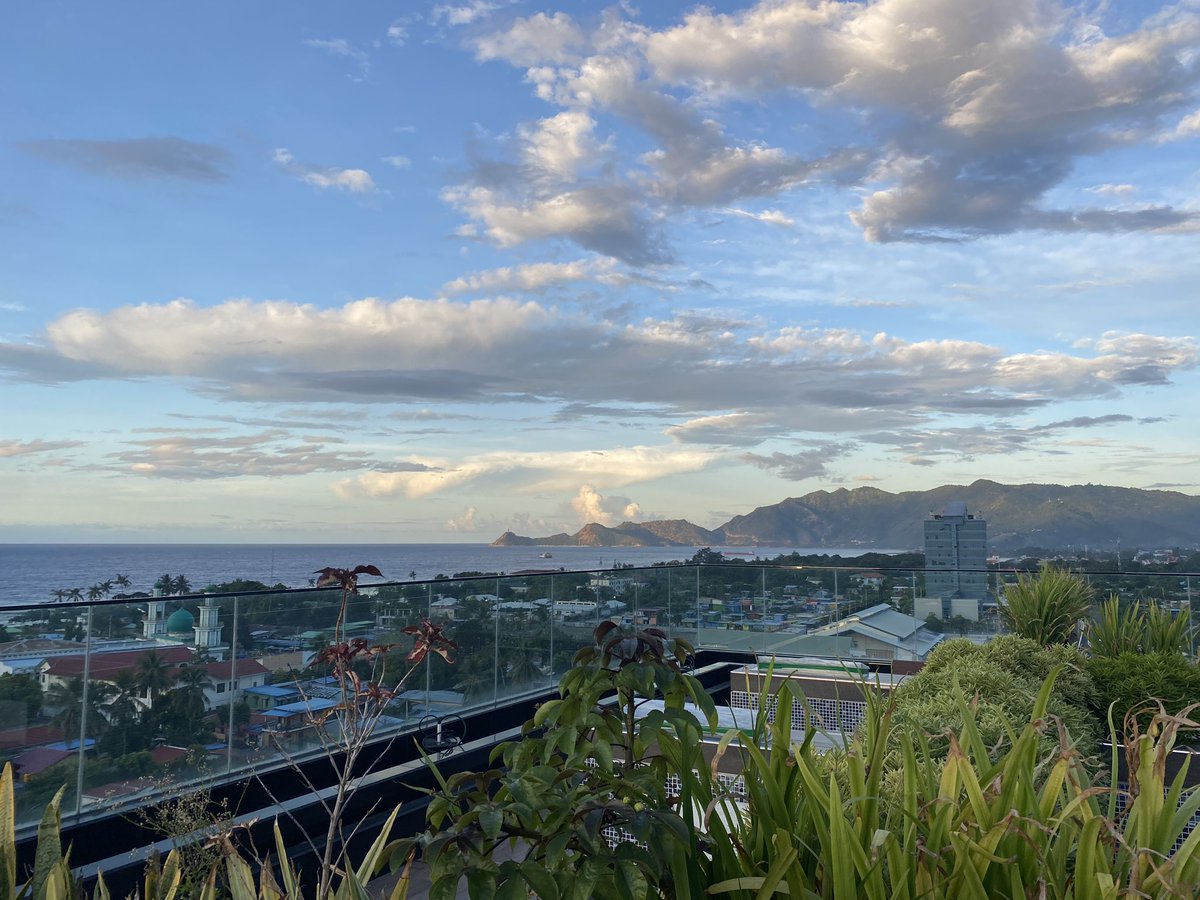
[19,137,231,181]
[443,183,666,264]
[570,485,643,525]
[382,155,411,168]
[474,11,585,66]
[2,297,1194,473]
[456,0,1200,248]
[335,446,716,500]
[446,505,480,532]
[273,148,375,194]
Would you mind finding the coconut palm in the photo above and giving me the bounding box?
[98,580,114,597]
[50,589,67,603]
[136,649,174,707]
[114,573,131,590]
[154,574,175,596]
[86,584,104,602]
[505,646,544,686]
[47,677,113,743]
[103,669,145,754]
[65,587,83,603]
[171,575,192,596]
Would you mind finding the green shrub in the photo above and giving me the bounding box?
[1086,651,1200,735]
[1090,595,1193,657]
[999,565,1093,644]
[695,674,1200,900]
[891,635,1099,759]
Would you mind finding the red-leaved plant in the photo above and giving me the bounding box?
[275,565,458,899]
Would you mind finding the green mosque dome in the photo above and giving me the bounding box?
[165,608,195,634]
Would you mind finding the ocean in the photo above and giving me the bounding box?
[0,543,880,607]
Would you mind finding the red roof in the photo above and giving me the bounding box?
[150,745,188,765]
[42,645,193,679]
[10,746,73,777]
[0,724,64,751]
[204,659,269,680]
[82,777,156,800]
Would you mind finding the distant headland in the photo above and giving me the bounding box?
[491,480,1200,552]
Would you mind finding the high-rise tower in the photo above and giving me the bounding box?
[924,501,988,601]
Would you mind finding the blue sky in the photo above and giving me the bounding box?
[1,0,1198,543]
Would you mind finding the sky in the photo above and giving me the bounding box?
[1,0,1198,544]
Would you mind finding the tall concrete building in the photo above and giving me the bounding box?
[923,501,988,604]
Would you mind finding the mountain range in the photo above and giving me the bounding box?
[490,480,1200,552]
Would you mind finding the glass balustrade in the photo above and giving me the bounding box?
[0,562,1194,830]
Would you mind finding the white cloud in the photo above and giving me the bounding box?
[0,439,83,458]
[439,257,619,296]
[474,11,584,66]
[302,38,370,77]
[386,22,409,46]
[569,484,643,525]
[1088,183,1135,196]
[446,505,479,532]
[434,1,502,27]
[273,148,376,194]
[519,110,605,181]
[463,0,1200,247]
[335,446,718,500]
[443,184,665,264]
[382,155,411,168]
[725,207,794,227]
[5,298,1194,473]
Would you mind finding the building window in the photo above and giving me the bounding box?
[216,683,226,693]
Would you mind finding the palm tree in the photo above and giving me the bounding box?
[47,677,113,744]
[505,646,544,686]
[51,589,67,603]
[172,575,192,597]
[104,670,145,754]
[136,650,174,707]
[175,663,212,708]
[114,573,131,590]
[161,662,211,744]
[154,574,175,596]
[86,584,104,602]
[99,580,114,597]
[65,587,83,603]
[453,669,492,703]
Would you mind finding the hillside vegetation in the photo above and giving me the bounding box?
[492,479,1200,551]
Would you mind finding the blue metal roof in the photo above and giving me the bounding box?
[244,684,301,698]
[265,697,339,715]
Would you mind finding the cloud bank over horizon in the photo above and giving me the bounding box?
[1,0,1197,541]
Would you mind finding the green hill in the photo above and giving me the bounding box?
[490,480,1200,551]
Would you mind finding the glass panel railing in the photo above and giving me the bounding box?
[2,561,1196,832]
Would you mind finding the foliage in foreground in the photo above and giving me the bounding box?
[695,679,1200,900]
[890,634,1099,759]
[389,621,716,899]
[398,649,1200,899]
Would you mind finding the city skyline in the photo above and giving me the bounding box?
[2,0,1198,543]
